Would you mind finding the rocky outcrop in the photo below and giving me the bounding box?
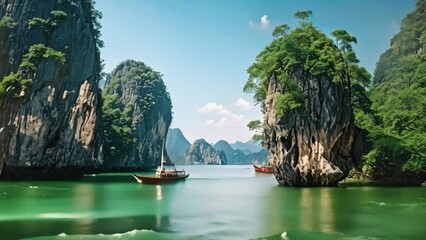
[166,128,191,164]
[101,60,172,170]
[264,77,365,186]
[0,0,101,179]
[185,139,226,165]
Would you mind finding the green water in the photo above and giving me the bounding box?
[0,165,424,240]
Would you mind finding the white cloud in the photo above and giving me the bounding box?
[261,15,270,27]
[198,102,245,128]
[249,15,270,29]
[198,102,230,115]
[215,114,245,128]
[233,97,252,111]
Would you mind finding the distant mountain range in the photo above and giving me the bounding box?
[230,140,263,155]
[166,128,268,165]
[214,140,247,164]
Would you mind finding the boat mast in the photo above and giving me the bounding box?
[160,140,165,169]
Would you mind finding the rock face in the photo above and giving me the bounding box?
[0,0,101,179]
[101,60,172,170]
[166,128,191,164]
[264,77,365,186]
[185,139,226,165]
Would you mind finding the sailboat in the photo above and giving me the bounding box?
[133,141,189,184]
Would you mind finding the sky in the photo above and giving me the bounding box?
[96,0,416,144]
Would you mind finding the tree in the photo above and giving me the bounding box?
[245,10,365,119]
[272,24,290,38]
[247,120,264,144]
[294,10,312,22]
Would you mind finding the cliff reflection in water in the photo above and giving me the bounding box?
[264,186,337,236]
[300,188,335,233]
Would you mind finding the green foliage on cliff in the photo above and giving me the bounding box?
[101,60,172,162]
[356,0,426,182]
[28,18,49,29]
[50,10,68,20]
[0,16,16,30]
[374,0,426,85]
[2,1,77,101]
[101,93,137,160]
[24,44,66,64]
[0,44,65,99]
[244,10,370,118]
[0,16,16,42]
[28,10,68,32]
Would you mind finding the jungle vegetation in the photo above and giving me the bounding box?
[356,0,426,182]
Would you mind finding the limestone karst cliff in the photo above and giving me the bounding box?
[246,13,368,186]
[0,0,102,179]
[101,60,172,170]
[185,139,227,165]
[263,77,365,186]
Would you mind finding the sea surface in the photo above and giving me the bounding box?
[0,165,425,240]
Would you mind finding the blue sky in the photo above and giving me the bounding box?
[96,0,416,144]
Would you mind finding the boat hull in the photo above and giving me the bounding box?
[253,164,274,173]
[133,174,189,184]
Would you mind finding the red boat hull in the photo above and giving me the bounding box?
[253,164,274,173]
[133,174,189,184]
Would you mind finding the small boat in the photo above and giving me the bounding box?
[133,164,189,184]
[133,142,189,184]
[253,164,274,173]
